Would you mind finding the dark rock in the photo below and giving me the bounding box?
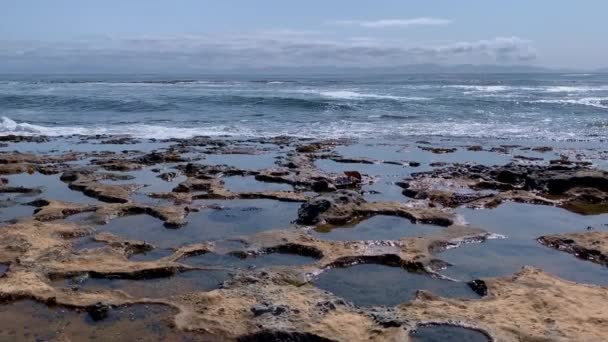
[343,171,362,181]
[86,302,110,321]
[311,179,337,193]
[158,172,178,182]
[419,146,457,154]
[297,190,365,225]
[250,303,289,317]
[238,331,335,342]
[468,279,488,297]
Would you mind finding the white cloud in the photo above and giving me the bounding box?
[0,32,537,72]
[330,17,452,28]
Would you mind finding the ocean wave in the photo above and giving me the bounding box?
[30,79,210,85]
[0,94,357,112]
[0,117,256,138]
[446,85,511,92]
[0,116,597,141]
[531,97,608,109]
[543,86,608,93]
[368,114,418,120]
[447,84,608,94]
[0,94,175,112]
[294,89,430,101]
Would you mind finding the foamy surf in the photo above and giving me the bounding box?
[531,97,608,109]
[0,116,590,141]
[293,89,430,101]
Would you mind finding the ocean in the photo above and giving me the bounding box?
[0,73,607,140]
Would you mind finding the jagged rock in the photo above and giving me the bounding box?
[86,302,110,321]
[538,231,608,266]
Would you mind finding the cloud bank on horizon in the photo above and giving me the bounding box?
[329,17,452,28]
[0,23,537,73]
[2,0,607,72]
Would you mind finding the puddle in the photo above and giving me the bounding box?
[71,236,107,252]
[182,252,316,269]
[361,181,409,202]
[222,175,292,192]
[88,214,177,248]
[0,264,8,276]
[212,239,247,254]
[0,300,201,341]
[187,199,300,240]
[439,238,608,286]
[315,158,411,202]
[0,201,33,222]
[312,215,443,241]
[314,264,478,307]
[4,173,100,204]
[334,140,513,169]
[315,158,406,175]
[86,199,298,249]
[410,324,490,342]
[99,167,186,194]
[439,203,608,285]
[57,270,231,298]
[129,248,174,261]
[203,153,278,170]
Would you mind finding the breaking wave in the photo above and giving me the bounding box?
[531,97,608,109]
[0,116,596,141]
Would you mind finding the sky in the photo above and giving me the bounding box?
[1,0,607,73]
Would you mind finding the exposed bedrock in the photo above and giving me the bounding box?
[538,231,608,266]
[297,190,455,226]
[400,163,608,214]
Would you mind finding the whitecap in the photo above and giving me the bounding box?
[446,85,510,92]
[314,90,430,101]
[543,86,608,93]
[531,97,608,109]
[0,116,600,141]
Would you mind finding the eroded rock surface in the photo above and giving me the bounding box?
[0,135,607,341]
[401,163,608,214]
[539,231,608,266]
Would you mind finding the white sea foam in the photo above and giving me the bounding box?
[531,97,608,109]
[447,84,608,94]
[562,74,593,77]
[297,89,430,101]
[0,116,593,141]
[0,117,255,139]
[447,85,510,92]
[543,86,608,93]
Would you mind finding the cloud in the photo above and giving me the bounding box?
[0,32,537,72]
[330,17,452,28]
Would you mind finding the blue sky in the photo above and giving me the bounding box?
[1,0,606,72]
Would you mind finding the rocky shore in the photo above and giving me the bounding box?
[0,134,607,341]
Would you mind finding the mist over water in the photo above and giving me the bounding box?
[1,73,607,140]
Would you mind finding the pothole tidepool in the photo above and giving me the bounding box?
[182,252,317,269]
[439,203,608,286]
[0,300,203,341]
[55,270,231,298]
[312,215,444,241]
[313,264,479,307]
[222,175,293,192]
[409,324,490,342]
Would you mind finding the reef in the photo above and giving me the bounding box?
[399,162,608,214]
[538,231,608,266]
[0,135,606,341]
